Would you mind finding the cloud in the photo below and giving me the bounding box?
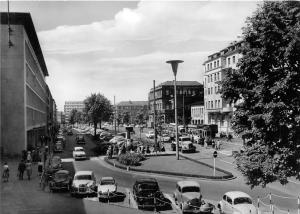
[41,1,258,110]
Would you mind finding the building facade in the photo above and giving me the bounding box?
[1,12,56,155]
[116,101,148,124]
[191,102,204,125]
[64,101,84,123]
[203,41,243,134]
[148,81,204,127]
[56,111,65,124]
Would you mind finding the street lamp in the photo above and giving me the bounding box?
[166,60,183,160]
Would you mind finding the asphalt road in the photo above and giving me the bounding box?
[63,128,299,214]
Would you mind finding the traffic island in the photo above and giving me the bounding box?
[104,154,234,180]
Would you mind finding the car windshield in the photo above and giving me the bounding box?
[75,175,92,180]
[138,183,158,191]
[101,179,115,185]
[234,197,252,205]
[181,137,191,141]
[55,173,68,179]
[182,186,200,193]
[75,148,84,151]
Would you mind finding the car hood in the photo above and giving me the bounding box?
[234,204,257,214]
[53,177,69,183]
[98,185,117,193]
[182,192,201,201]
[73,180,94,187]
[74,151,86,155]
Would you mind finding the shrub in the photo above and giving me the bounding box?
[117,152,146,166]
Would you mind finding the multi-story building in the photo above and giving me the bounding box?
[64,101,84,123]
[148,81,204,127]
[116,101,148,124]
[0,12,56,155]
[190,102,204,125]
[203,41,243,134]
[56,111,65,124]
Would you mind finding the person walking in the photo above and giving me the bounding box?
[26,151,32,163]
[18,160,26,180]
[37,160,43,177]
[25,160,32,180]
[2,162,9,182]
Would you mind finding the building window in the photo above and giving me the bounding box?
[215,86,217,93]
[215,100,217,108]
[228,57,231,65]
[211,101,213,108]
[207,64,209,71]
[233,55,236,64]
[214,73,216,81]
[217,60,219,67]
[210,63,212,70]
[208,101,210,109]
[218,100,221,108]
[218,72,220,80]
[208,88,210,95]
[211,87,213,94]
[214,61,216,68]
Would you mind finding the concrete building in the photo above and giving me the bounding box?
[116,101,148,124]
[56,111,65,124]
[1,12,55,155]
[148,81,204,127]
[203,41,243,134]
[64,101,84,123]
[190,102,204,125]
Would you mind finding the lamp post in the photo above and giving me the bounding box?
[166,60,183,160]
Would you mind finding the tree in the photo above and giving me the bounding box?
[220,1,300,188]
[135,111,145,124]
[84,93,113,137]
[69,109,78,125]
[122,112,130,124]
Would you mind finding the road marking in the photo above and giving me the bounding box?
[219,159,234,165]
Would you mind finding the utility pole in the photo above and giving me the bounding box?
[114,96,116,135]
[153,80,157,153]
[183,93,185,130]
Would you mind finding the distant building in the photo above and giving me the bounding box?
[148,81,204,127]
[203,41,243,134]
[116,101,148,124]
[0,12,56,155]
[56,111,65,124]
[64,101,84,123]
[191,102,204,125]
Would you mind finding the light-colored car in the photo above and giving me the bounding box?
[180,136,196,153]
[98,177,117,200]
[72,147,87,160]
[54,142,63,153]
[218,191,257,214]
[146,131,155,139]
[70,171,97,197]
[174,180,214,214]
[160,133,171,143]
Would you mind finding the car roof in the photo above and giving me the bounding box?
[74,147,84,150]
[135,178,157,183]
[56,170,69,174]
[75,171,93,176]
[225,191,251,199]
[177,180,200,188]
[101,176,114,181]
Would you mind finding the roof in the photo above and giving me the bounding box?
[117,101,148,106]
[1,12,48,76]
[177,180,200,188]
[225,191,251,199]
[75,171,93,176]
[135,178,158,183]
[160,81,202,87]
[74,147,84,150]
[101,177,115,181]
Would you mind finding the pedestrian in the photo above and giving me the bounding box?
[18,160,26,180]
[25,160,32,180]
[26,151,32,163]
[38,160,43,177]
[216,140,220,150]
[2,162,9,182]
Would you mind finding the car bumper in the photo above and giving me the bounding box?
[74,156,86,160]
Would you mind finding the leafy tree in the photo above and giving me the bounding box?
[220,1,300,187]
[69,109,78,125]
[84,93,113,137]
[135,111,145,124]
[122,112,130,124]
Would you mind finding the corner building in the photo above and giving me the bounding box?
[1,13,54,155]
[203,41,243,134]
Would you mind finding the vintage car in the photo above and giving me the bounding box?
[54,142,63,153]
[160,133,171,143]
[49,156,63,171]
[133,178,169,210]
[76,134,85,144]
[181,141,196,153]
[174,180,214,214]
[72,147,87,160]
[99,132,114,141]
[98,177,117,200]
[49,170,72,192]
[218,191,257,214]
[70,171,97,197]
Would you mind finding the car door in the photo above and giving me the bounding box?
[225,196,233,214]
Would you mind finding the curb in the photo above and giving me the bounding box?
[104,156,235,180]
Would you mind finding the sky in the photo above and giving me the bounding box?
[1,1,260,111]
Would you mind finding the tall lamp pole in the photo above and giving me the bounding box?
[166,60,183,160]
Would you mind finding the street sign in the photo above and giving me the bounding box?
[213,151,217,158]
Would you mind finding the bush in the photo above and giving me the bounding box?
[117,152,146,166]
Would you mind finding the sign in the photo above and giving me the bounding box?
[213,151,217,158]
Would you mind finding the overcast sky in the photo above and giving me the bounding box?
[2,1,259,111]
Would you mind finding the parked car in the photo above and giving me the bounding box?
[217,191,257,214]
[54,142,63,153]
[160,133,171,143]
[133,178,169,209]
[76,134,85,144]
[70,171,97,197]
[72,147,87,160]
[49,170,72,192]
[49,156,62,171]
[99,132,114,141]
[145,131,155,139]
[174,180,214,214]
[171,136,196,153]
[98,177,117,201]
